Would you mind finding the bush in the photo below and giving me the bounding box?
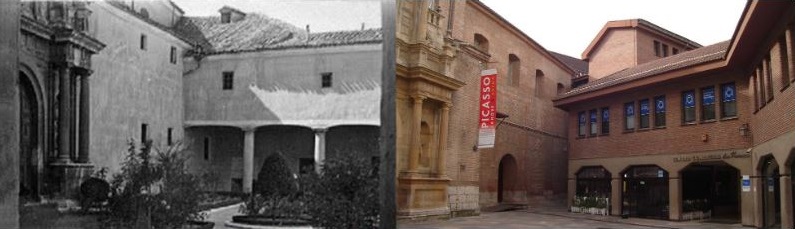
[301,152,379,229]
[254,153,297,197]
[105,140,206,229]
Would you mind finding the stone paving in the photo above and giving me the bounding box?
[398,208,749,229]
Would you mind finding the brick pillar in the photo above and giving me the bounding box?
[77,74,89,163]
[408,95,425,173]
[242,127,255,193]
[56,66,72,163]
[313,128,327,173]
[780,175,793,229]
[669,177,682,221]
[611,177,621,216]
[436,103,450,177]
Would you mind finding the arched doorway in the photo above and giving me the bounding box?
[576,166,611,198]
[622,165,668,219]
[680,161,740,222]
[761,156,781,228]
[498,154,518,203]
[18,72,40,202]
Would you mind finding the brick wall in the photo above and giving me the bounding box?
[444,0,571,208]
[568,71,753,160]
[749,29,795,146]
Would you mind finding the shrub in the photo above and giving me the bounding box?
[254,153,297,197]
[105,140,206,229]
[301,152,379,229]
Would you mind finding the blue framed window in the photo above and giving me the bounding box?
[721,83,737,118]
[654,96,665,127]
[589,110,598,136]
[625,102,635,130]
[639,99,650,129]
[702,86,716,121]
[578,112,586,137]
[682,91,696,123]
[601,107,610,134]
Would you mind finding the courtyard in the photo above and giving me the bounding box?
[398,208,748,229]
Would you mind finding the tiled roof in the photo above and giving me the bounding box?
[174,14,382,55]
[105,1,195,45]
[550,51,589,78]
[558,40,730,99]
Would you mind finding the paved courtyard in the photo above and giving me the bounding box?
[398,209,748,229]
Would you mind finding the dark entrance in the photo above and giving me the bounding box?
[498,154,518,203]
[762,156,781,228]
[622,165,669,219]
[576,166,611,198]
[18,73,40,203]
[681,162,740,222]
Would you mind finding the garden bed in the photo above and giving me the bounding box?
[198,192,244,211]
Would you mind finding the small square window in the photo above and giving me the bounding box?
[222,72,234,90]
[321,72,332,88]
[600,107,609,134]
[141,123,148,143]
[662,44,669,57]
[589,110,598,136]
[140,34,147,50]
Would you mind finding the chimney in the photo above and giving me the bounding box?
[305,24,310,34]
[219,6,246,23]
[361,23,365,30]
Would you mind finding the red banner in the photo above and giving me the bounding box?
[478,69,497,148]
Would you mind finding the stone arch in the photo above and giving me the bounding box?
[498,153,519,203]
[507,54,520,86]
[680,161,741,221]
[535,69,545,97]
[574,166,611,198]
[18,69,44,202]
[759,154,781,228]
[620,164,669,219]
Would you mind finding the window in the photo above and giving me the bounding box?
[765,56,774,101]
[756,67,766,107]
[535,69,545,97]
[600,107,609,134]
[672,48,679,55]
[141,123,148,143]
[682,91,696,123]
[589,110,598,136]
[624,102,635,130]
[721,83,737,118]
[221,12,231,23]
[654,96,665,127]
[557,83,565,95]
[321,72,332,88]
[662,44,669,57]
[140,34,147,50]
[701,86,716,121]
[222,72,233,90]
[474,34,489,53]
[299,158,315,174]
[203,137,210,160]
[167,128,173,146]
[780,37,791,89]
[578,112,586,137]
[508,54,520,86]
[753,70,760,110]
[170,46,177,64]
[654,41,661,57]
[639,99,650,129]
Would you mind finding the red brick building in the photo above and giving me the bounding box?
[554,1,795,228]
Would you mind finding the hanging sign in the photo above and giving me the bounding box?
[683,91,695,108]
[742,175,750,192]
[640,100,650,115]
[478,69,498,149]
[655,97,665,113]
[723,84,736,102]
[589,111,597,123]
[703,87,715,105]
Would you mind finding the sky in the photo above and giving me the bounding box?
[478,0,747,58]
[170,0,381,33]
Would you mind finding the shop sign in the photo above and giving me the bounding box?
[477,69,497,149]
[673,151,750,163]
[741,175,750,192]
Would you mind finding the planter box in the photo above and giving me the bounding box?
[680,210,712,221]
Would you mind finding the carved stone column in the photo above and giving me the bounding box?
[408,95,425,174]
[77,74,89,163]
[55,66,72,163]
[436,103,450,177]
